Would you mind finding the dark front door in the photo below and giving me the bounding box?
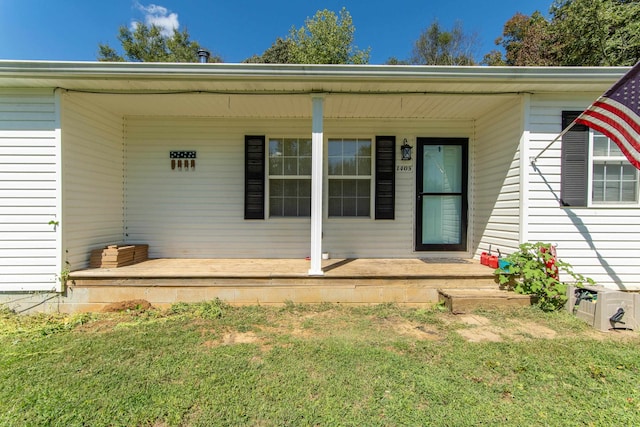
[416,138,468,251]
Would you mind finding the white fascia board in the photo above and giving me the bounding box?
[0,60,629,92]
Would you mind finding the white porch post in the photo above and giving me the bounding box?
[308,95,325,276]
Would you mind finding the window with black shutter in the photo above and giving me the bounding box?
[560,111,588,207]
[244,135,265,219]
[375,136,396,219]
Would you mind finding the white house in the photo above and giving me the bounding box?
[0,61,638,306]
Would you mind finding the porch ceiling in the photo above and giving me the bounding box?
[73,91,519,120]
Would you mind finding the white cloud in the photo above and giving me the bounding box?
[131,2,179,37]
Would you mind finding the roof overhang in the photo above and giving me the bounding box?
[0,61,629,119]
[0,60,628,93]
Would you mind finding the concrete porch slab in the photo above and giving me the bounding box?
[4,258,502,313]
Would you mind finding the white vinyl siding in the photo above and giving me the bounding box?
[528,94,640,289]
[473,96,524,258]
[124,117,473,259]
[323,119,473,258]
[0,89,60,291]
[61,93,125,270]
[124,117,313,258]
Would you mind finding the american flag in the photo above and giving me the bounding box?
[575,61,640,170]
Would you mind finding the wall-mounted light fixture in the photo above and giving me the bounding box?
[400,138,413,161]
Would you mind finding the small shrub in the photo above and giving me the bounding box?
[169,298,228,319]
[495,242,594,311]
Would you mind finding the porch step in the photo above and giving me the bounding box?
[438,288,535,313]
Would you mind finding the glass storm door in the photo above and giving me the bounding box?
[416,138,468,251]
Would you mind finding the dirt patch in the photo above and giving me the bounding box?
[382,317,442,340]
[222,331,260,345]
[458,314,492,326]
[94,302,637,346]
[102,299,152,313]
[75,318,122,333]
[203,330,273,353]
[457,328,504,343]
[454,315,557,342]
[511,321,557,340]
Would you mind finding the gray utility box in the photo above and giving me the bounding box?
[567,285,638,332]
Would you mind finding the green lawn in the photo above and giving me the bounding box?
[1,301,639,426]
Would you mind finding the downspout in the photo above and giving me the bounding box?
[308,95,325,275]
[519,93,531,244]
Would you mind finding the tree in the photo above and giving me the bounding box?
[481,50,506,66]
[244,38,294,64]
[288,8,370,64]
[247,8,369,64]
[492,0,640,66]
[549,0,640,66]
[385,57,411,65]
[411,20,478,65]
[98,23,221,63]
[494,12,555,66]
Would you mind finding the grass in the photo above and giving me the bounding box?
[1,301,639,426]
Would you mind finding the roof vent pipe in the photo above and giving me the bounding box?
[197,49,210,63]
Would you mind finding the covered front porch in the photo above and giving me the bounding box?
[56,63,541,281]
[66,257,499,312]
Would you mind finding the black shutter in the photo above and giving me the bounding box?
[560,111,588,207]
[375,136,396,219]
[244,135,265,219]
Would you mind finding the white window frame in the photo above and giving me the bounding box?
[267,137,312,218]
[327,137,373,218]
[587,130,640,207]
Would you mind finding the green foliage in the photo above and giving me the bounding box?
[384,56,411,65]
[288,8,370,64]
[243,37,295,64]
[98,23,221,63]
[494,11,555,66]
[550,0,640,66]
[249,8,369,64]
[411,20,478,65]
[493,0,640,66]
[481,49,506,66]
[496,242,594,311]
[0,308,94,339]
[169,298,228,319]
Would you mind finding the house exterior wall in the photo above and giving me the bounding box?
[61,92,125,270]
[528,94,640,289]
[472,96,524,259]
[323,118,474,258]
[0,89,60,291]
[123,116,473,259]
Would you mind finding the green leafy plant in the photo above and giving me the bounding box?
[169,298,228,319]
[58,261,70,288]
[495,242,594,311]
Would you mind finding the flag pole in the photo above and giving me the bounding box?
[529,116,580,168]
[531,61,640,169]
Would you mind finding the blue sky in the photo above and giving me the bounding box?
[0,0,554,64]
